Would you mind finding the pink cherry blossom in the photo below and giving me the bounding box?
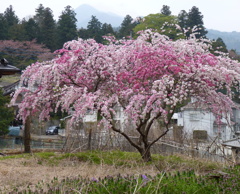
[11,30,240,161]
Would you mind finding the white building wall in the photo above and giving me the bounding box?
[82,107,125,131]
[176,112,183,126]
[233,108,240,131]
[176,107,234,141]
[233,108,240,121]
[83,111,97,123]
[183,110,215,137]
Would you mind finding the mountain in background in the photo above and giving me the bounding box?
[75,5,240,53]
[75,4,124,28]
[206,29,240,53]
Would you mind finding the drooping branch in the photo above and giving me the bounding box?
[11,29,240,162]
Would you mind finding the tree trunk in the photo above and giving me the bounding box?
[140,147,152,162]
[24,117,31,153]
[110,121,153,162]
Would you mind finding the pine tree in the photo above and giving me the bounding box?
[178,10,188,29]
[87,15,103,43]
[78,28,89,40]
[187,6,207,38]
[118,15,136,39]
[34,4,46,43]
[102,23,114,36]
[0,14,8,40]
[4,5,19,39]
[34,4,45,27]
[57,5,77,48]
[211,37,228,55]
[4,5,19,27]
[24,18,39,41]
[161,5,171,16]
[8,23,27,41]
[41,7,57,51]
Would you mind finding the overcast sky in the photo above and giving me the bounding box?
[1,0,239,32]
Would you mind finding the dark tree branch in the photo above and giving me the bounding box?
[110,121,143,154]
[145,105,176,154]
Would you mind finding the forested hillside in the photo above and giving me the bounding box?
[0,4,239,70]
[207,29,240,53]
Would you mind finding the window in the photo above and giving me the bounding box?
[235,125,240,133]
[189,112,199,121]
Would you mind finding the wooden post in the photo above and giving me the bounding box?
[87,128,92,150]
[24,116,31,153]
[232,148,237,164]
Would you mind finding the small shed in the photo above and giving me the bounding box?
[222,138,240,164]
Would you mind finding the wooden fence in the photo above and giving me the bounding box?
[0,132,230,163]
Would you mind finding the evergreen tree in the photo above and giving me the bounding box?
[24,18,39,41]
[8,23,27,41]
[102,23,114,36]
[4,5,19,39]
[118,15,136,39]
[57,5,77,48]
[41,7,57,51]
[87,15,103,43]
[187,6,207,38]
[211,37,228,55]
[34,4,45,27]
[0,14,8,40]
[4,5,19,26]
[178,10,188,29]
[78,28,90,40]
[161,5,171,16]
[34,4,46,43]
[0,89,14,136]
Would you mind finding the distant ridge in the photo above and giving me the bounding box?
[75,4,124,28]
[206,29,240,53]
[74,5,240,53]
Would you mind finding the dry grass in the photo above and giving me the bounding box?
[0,152,156,192]
[0,151,224,192]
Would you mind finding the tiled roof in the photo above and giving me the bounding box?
[0,64,21,76]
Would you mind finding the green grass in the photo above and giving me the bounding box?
[0,153,30,160]
[0,150,221,171]
[0,74,20,83]
[156,154,220,172]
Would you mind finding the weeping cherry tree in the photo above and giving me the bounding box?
[11,30,240,161]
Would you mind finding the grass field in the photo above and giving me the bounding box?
[1,150,239,193]
[0,74,20,84]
